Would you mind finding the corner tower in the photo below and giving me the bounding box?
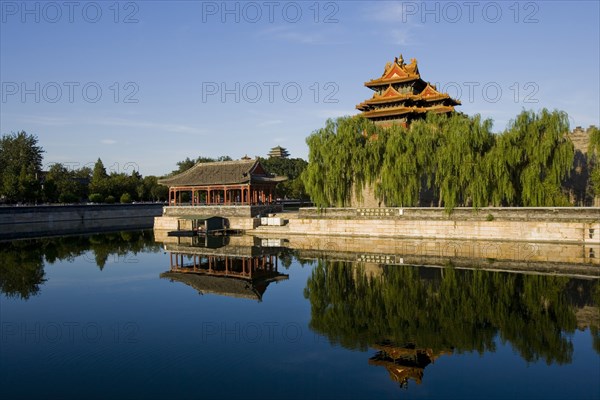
[356,54,461,128]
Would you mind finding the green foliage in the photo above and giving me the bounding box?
[171,155,233,175]
[259,157,309,199]
[303,117,382,207]
[89,193,103,203]
[304,110,576,209]
[89,158,109,197]
[0,131,44,203]
[105,195,116,204]
[58,192,79,203]
[505,109,574,206]
[44,163,90,203]
[120,193,132,203]
[588,127,600,200]
[142,175,168,201]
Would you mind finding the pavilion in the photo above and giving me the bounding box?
[159,158,287,206]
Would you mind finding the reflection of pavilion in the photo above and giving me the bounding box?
[368,342,452,388]
[161,239,288,301]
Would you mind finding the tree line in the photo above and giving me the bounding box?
[303,109,600,209]
[0,131,309,204]
[0,131,168,204]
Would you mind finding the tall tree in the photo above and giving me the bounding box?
[89,158,109,197]
[507,109,574,206]
[170,155,233,175]
[0,131,44,203]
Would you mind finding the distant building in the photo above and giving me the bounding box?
[356,54,461,128]
[568,126,594,154]
[566,125,599,206]
[268,146,290,159]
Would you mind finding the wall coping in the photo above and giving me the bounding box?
[297,207,600,222]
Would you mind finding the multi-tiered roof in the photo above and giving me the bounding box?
[356,54,460,127]
[268,145,290,159]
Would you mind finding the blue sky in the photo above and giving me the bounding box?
[1,0,598,176]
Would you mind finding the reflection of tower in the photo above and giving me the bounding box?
[368,341,452,388]
[161,242,288,301]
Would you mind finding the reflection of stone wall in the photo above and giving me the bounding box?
[255,234,600,274]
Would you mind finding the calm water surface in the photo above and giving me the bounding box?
[1,231,599,399]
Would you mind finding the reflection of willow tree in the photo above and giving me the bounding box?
[304,261,596,365]
[0,230,160,299]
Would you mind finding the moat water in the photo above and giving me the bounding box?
[1,231,599,399]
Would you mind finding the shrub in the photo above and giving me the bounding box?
[58,193,79,203]
[88,193,103,203]
[105,195,116,204]
[120,193,132,203]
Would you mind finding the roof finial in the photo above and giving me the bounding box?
[398,54,404,66]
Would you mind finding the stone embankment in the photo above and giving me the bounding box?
[1,204,163,240]
[259,207,600,244]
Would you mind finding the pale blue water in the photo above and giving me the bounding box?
[1,231,598,399]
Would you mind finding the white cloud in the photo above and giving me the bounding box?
[94,117,205,135]
[362,3,422,46]
[101,139,117,145]
[11,114,205,135]
[255,25,348,45]
[257,119,283,127]
[314,108,356,120]
[365,2,413,22]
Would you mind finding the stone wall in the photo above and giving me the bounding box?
[155,207,600,246]
[153,216,258,243]
[163,204,282,218]
[0,204,163,240]
[298,207,600,222]
[255,207,600,245]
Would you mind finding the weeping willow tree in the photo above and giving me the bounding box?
[429,113,494,209]
[504,109,574,206]
[378,120,438,207]
[303,109,576,209]
[303,117,384,207]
